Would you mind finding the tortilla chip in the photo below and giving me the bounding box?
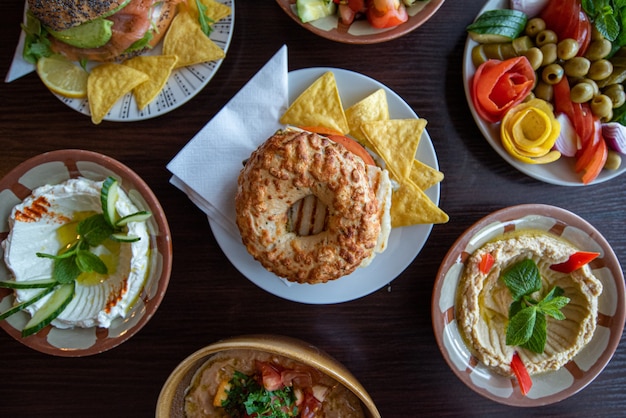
[280,71,350,134]
[163,11,225,68]
[361,118,427,181]
[410,159,444,191]
[391,179,449,227]
[187,0,232,22]
[345,88,389,144]
[88,63,149,124]
[123,55,178,110]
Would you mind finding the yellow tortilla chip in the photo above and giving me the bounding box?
[280,71,350,134]
[163,11,225,68]
[123,55,178,110]
[345,88,389,144]
[391,179,449,227]
[410,159,444,191]
[187,0,232,22]
[361,118,427,181]
[88,63,149,124]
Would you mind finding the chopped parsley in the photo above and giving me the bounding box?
[222,371,298,418]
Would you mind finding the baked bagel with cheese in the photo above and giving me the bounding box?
[235,129,391,284]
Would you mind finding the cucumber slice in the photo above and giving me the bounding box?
[0,278,57,289]
[296,0,337,23]
[0,286,56,320]
[110,233,141,243]
[467,9,527,43]
[22,282,75,337]
[114,210,152,227]
[101,176,120,227]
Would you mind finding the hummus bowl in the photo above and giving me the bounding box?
[156,334,381,417]
[0,150,172,356]
[432,204,625,406]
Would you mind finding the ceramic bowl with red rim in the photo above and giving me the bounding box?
[275,0,445,44]
[0,149,172,356]
[432,204,625,406]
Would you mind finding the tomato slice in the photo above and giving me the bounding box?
[510,352,532,396]
[327,134,377,166]
[553,77,574,121]
[580,136,608,184]
[367,0,408,28]
[550,251,600,273]
[541,0,591,56]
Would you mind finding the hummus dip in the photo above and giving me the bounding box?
[184,349,365,418]
[1,178,150,329]
[456,231,602,376]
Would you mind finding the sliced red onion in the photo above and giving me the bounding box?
[509,0,549,17]
[602,122,626,154]
[553,113,579,157]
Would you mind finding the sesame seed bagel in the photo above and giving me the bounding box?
[235,130,382,284]
[27,0,128,31]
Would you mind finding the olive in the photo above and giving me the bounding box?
[557,38,580,61]
[522,47,544,71]
[525,17,546,37]
[563,57,591,78]
[512,36,534,55]
[570,82,595,103]
[578,78,600,96]
[590,94,614,121]
[535,30,558,47]
[605,150,622,170]
[471,45,488,67]
[603,83,626,108]
[542,63,564,85]
[534,81,554,102]
[585,39,612,61]
[591,26,605,41]
[540,43,558,66]
[587,59,613,81]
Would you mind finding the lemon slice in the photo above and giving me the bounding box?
[36,55,88,99]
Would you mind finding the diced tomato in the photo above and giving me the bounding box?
[550,251,600,273]
[299,391,323,418]
[479,253,495,274]
[510,352,532,396]
[367,0,408,29]
[256,361,284,391]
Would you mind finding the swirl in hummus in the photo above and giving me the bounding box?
[456,231,603,376]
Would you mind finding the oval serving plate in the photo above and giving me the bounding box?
[432,204,625,406]
[0,150,172,356]
[462,0,626,186]
[276,0,444,44]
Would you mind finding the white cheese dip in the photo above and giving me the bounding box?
[1,178,150,329]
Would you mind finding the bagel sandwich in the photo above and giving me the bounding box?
[27,0,181,62]
[235,128,392,284]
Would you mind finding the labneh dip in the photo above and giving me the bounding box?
[1,178,150,329]
[456,231,602,376]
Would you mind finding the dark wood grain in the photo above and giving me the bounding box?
[1,1,625,417]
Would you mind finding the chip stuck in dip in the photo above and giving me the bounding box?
[456,231,603,393]
[184,348,366,418]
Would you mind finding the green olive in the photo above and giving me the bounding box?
[536,30,558,46]
[540,43,558,66]
[591,26,605,41]
[525,17,546,37]
[605,150,622,170]
[590,94,614,121]
[563,57,591,78]
[570,82,595,103]
[588,59,613,81]
[542,63,564,85]
[533,81,554,102]
[578,78,600,95]
[512,36,534,55]
[471,45,488,67]
[557,38,580,61]
[585,39,612,61]
[522,47,544,71]
[603,83,626,107]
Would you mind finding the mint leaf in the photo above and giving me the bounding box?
[53,256,82,284]
[506,306,537,346]
[537,291,570,320]
[521,313,547,353]
[77,214,113,247]
[75,250,108,274]
[502,259,541,301]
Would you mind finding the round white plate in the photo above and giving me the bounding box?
[432,204,625,406]
[462,0,626,186]
[53,0,234,122]
[210,67,441,304]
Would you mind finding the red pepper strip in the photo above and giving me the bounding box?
[471,57,535,123]
[479,253,495,274]
[510,352,532,396]
[550,251,600,273]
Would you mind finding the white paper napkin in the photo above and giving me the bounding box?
[5,3,34,83]
[167,45,289,238]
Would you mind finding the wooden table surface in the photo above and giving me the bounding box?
[1,1,625,417]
